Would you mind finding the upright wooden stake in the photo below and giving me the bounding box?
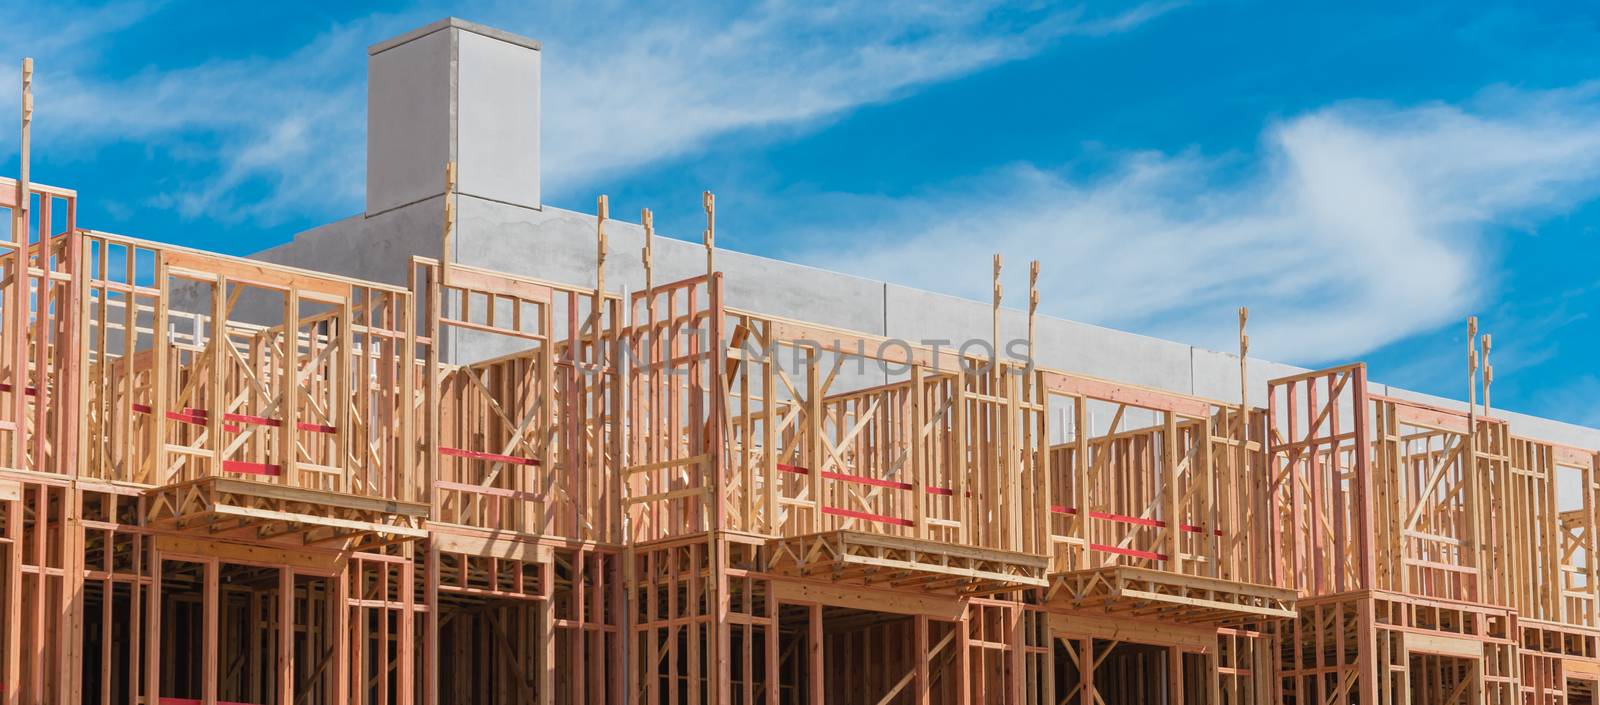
[1027,260,1039,368]
[1238,307,1253,577]
[203,560,219,705]
[1466,316,1481,588]
[703,191,715,278]
[1481,333,1493,417]
[595,195,608,356]
[439,162,457,367]
[992,254,1003,369]
[596,195,609,291]
[1238,308,1249,407]
[279,568,294,705]
[18,57,30,216]
[641,208,654,294]
[442,162,457,272]
[10,59,31,478]
[1468,317,1479,421]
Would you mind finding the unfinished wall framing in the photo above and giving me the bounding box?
[5,156,1600,705]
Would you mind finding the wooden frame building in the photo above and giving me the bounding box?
[5,104,1600,705]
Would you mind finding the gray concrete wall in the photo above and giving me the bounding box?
[367,18,540,216]
[252,193,1600,450]
[254,16,1600,452]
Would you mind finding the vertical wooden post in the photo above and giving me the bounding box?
[17,59,27,220]
[1078,637,1093,705]
[990,254,1002,358]
[7,59,30,478]
[1027,261,1039,365]
[1465,317,1481,597]
[335,560,351,705]
[210,276,228,477]
[1008,606,1025,705]
[1468,317,1479,431]
[336,294,355,493]
[203,559,219,705]
[441,162,456,271]
[146,551,163,705]
[152,258,171,482]
[807,350,823,532]
[439,162,456,369]
[911,364,926,539]
[281,288,300,486]
[29,194,48,473]
[1,494,14,705]
[1356,598,1378,705]
[641,208,654,294]
[1169,646,1184,705]
[58,488,84,705]
[991,254,1004,549]
[352,563,366,705]
[1239,308,1256,579]
[703,192,716,279]
[1481,333,1493,417]
[1073,395,1090,570]
[915,614,930,705]
[420,257,441,518]
[808,603,824,705]
[399,287,418,505]
[595,195,608,359]
[279,568,294,705]
[956,609,971,705]
[1351,364,1377,590]
[1165,411,1183,575]
[539,574,555,705]
[1035,377,1051,557]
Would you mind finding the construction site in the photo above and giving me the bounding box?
[4,15,1600,705]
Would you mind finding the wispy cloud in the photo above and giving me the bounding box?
[1538,375,1600,429]
[791,83,1600,363]
[0,2,381,223]
[0,1,1179,224]
[528,1,1185,192]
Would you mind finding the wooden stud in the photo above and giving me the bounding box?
[991,253,1002,367]
[703,191,715,278]
[0,155,1594,705]
[1027,260,1039,368]
[641,207,654,294]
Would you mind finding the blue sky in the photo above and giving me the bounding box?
[3,1,1600,427]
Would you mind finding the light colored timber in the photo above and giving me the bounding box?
[1,84,1597,702]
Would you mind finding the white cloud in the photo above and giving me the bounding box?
[0,2,380,224]
[1540,375,1600,430]
[795,84,1600,363]
[528,1,1185,192]
[0,1,1179,224]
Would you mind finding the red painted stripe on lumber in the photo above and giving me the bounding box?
[127,403,334,434]
[778,463,955,497]
[1088,543,1168,562]
[823,470,911,491]
[160,698,260,705]
[166,410,242,433]
[1049,505,1224,537]
[288,420,338,434]
[221,410,281,427]
[440,446,541,466]
[222,461,281,476]
[213,409,334,434]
